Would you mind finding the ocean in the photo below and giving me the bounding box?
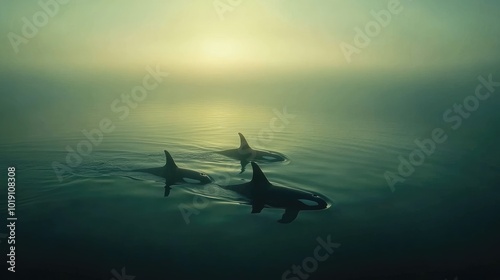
[1,67,499,279]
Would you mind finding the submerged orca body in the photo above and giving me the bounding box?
[134,150,213,196]
[218,133,288,173]
[222,162,329,223]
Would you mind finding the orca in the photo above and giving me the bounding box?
[218,133,288,173]
[134,150,213,196]
[221,162,329,223]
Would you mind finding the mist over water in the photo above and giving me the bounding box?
[1,65,499,279]
[2,0,500,278]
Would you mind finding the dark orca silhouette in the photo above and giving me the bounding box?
[218,133,288,173]
[134,150,213,197]
[222,162,329,223]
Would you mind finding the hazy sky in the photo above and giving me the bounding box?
[1,0,499,77]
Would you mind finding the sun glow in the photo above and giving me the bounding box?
[202,40,240,61]
[197,38,255,69]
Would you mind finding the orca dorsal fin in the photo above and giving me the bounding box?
[250,162,271,186]
[164,150,178,169]
[238,133,251,150]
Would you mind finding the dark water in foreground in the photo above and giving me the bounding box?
[1,70,500,279]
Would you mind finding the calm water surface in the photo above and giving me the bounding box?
[1,71,499,279]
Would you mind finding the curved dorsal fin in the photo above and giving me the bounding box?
[238,133,251,150]
[250,162,271,186]
[164,150,178,169]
